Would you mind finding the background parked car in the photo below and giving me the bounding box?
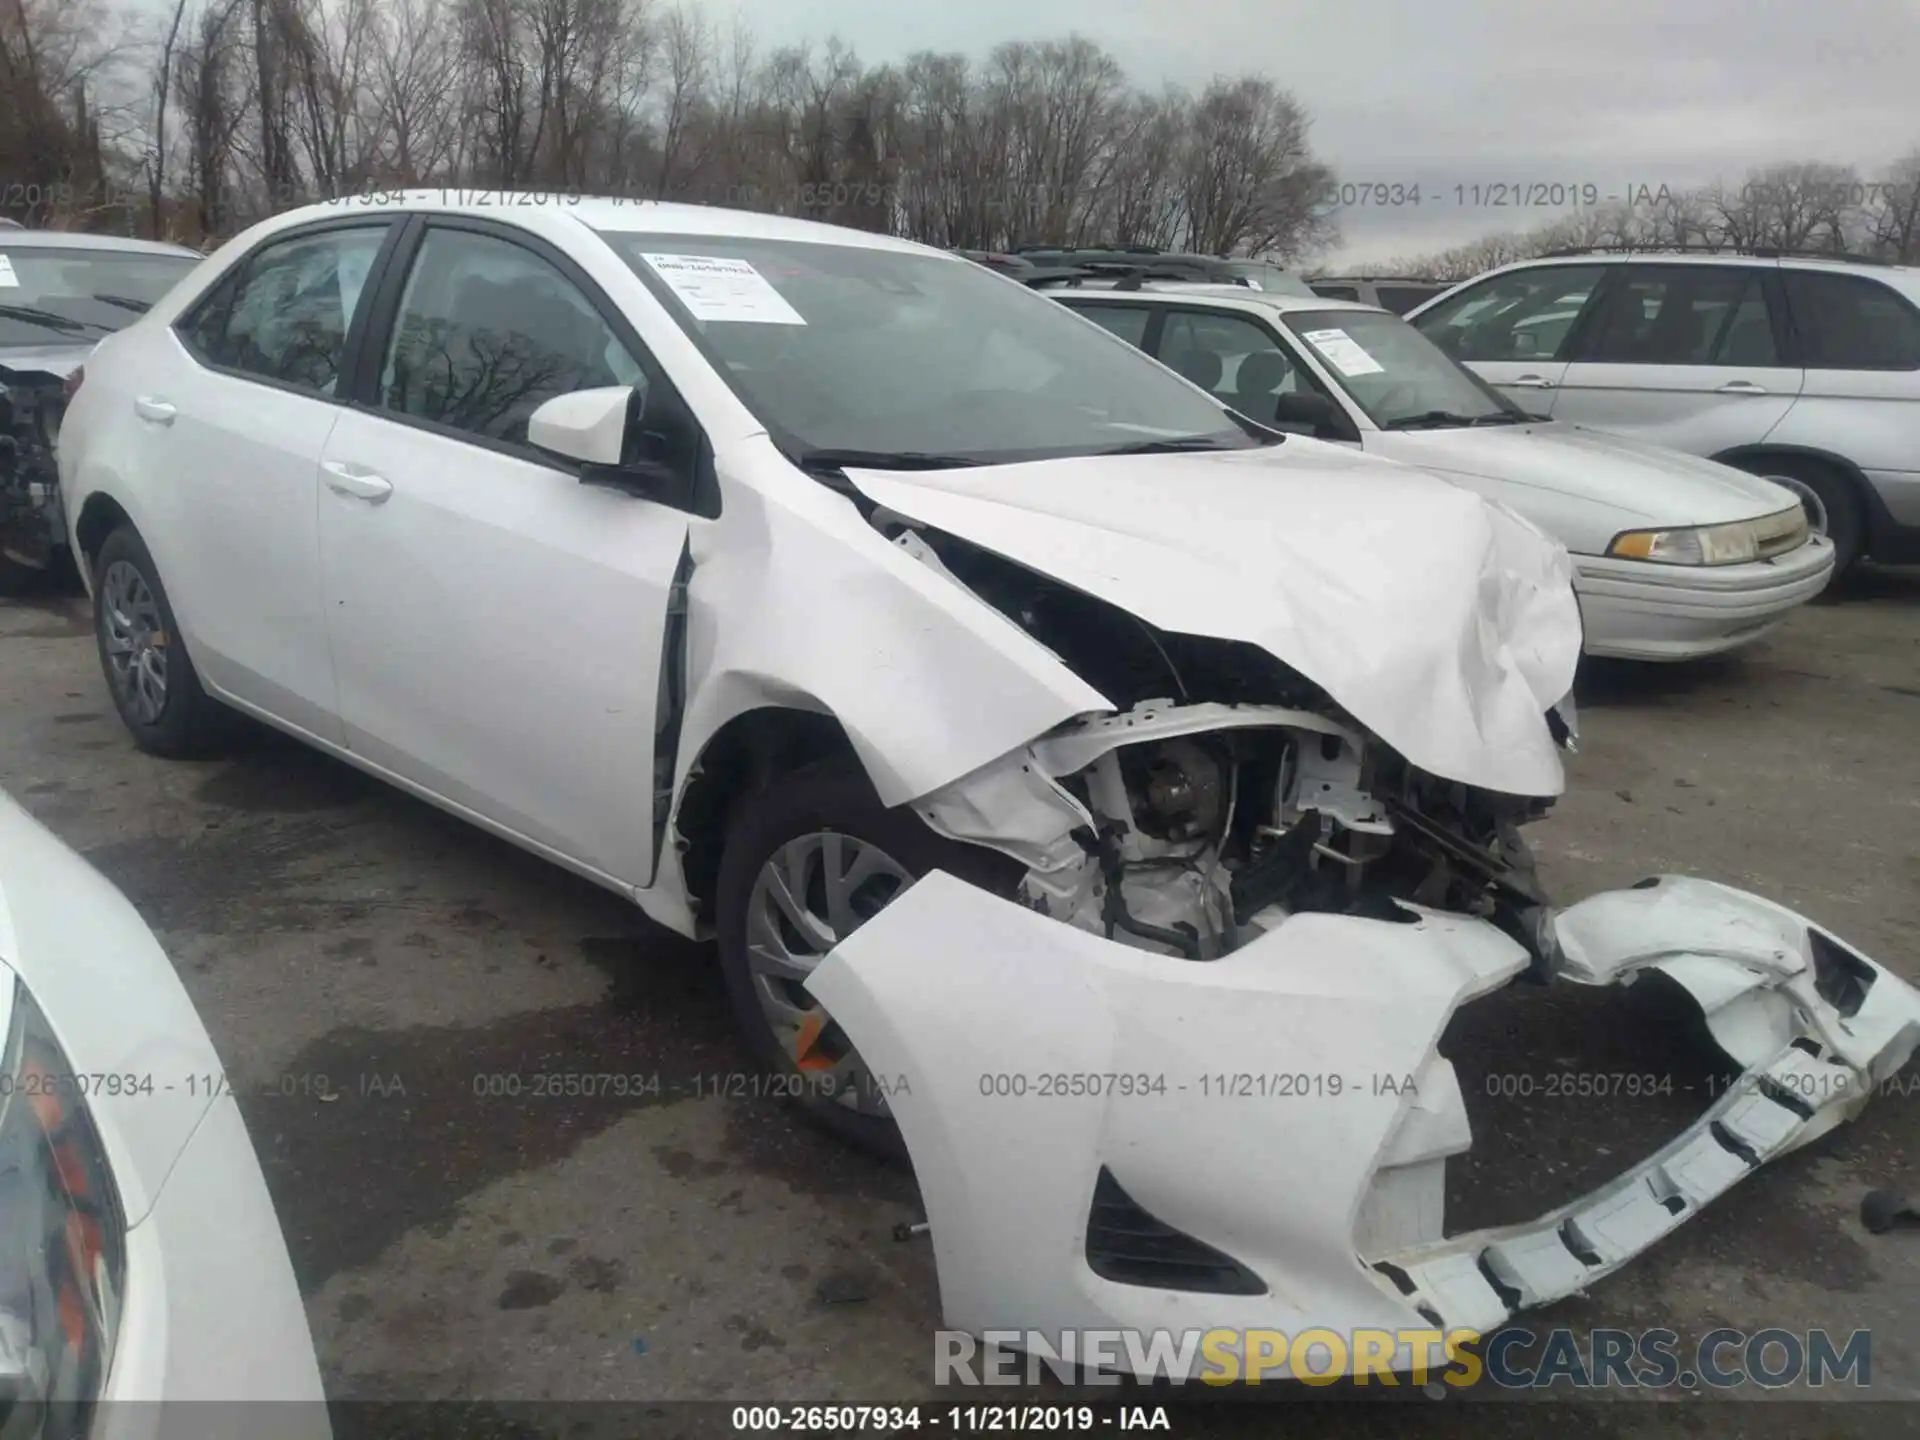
[0,229,204,590]
[1406,248,1920,576]
[1307,275,1450,313]
[1048,280,1832,661]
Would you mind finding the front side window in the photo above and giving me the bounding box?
[604,234,1266,463]
[1781,271,1920,370]
[189,226,386,395]
[1155,310,1304,419]
[1414,264,1608,363]
[380,227,646,445]
[0,246,199,347]
[1282,308,1522,429]
[1578,266,1777,366]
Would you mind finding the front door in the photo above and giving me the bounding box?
[316,221,692,886]
[1410,262,1612,413]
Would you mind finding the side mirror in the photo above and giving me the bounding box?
[1270,391,1344,437]
[528,384,693,508]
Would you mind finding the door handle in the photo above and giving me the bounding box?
[133,396,176,425]
[321,460,394,503]
[1510,375,1555,389]
[1716,380,1767,395]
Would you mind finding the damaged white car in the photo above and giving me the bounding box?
[56,196,1920,1380]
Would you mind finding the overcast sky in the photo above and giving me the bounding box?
[718,0,1920,267]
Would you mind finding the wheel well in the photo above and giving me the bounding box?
[1712,445,1865,502]
[74,494,133,576]
[673,708,861,922]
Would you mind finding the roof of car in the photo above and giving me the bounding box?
[272,191,938,256]
[1508,247,1917,276]
[0,228,201,258]
[1053,281,1388,316]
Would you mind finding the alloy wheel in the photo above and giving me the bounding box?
[744,831,913,1117]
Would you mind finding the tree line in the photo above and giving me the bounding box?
[1,0,1337,258]
[1355,158,1920,279]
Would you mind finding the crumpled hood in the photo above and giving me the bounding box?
[0,342,91,381]
[1370,421,1800,527]
[848,441,1582,797]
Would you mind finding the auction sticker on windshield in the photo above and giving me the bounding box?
[0,255,18,288]
[1301,328,1383,377]
[641,253,806,325]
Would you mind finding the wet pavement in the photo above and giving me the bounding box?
[2,566,1917,1435]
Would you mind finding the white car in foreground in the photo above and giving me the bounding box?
[0,792,326,1436]
[1046,282,1834,660]
[55,194,1920,1382]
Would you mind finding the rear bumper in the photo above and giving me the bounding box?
[810,870,1920,1381]
[1573,538,1835,661]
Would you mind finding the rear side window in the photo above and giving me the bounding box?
[378,226,646,447]
[180,225,387,396]
[1068,303,1152,349]
[1579,266,1778,366]
[1413,264,1608,363]
[1781,271,1920,370]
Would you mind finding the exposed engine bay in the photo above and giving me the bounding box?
[0,364,67,581]
[881,515,1571,970]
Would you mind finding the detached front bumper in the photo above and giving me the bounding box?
[1573,538,1834,661]
[808,871,1920,1381]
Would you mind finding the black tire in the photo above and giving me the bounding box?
[1730,454,1865,577]
[714,756,1022,1157]
[91,525,239,757]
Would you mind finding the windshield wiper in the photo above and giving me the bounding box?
[89,293,152,314]
[1096,435,1247,456]
[0,304,92,334]
[1382,409,1525,431]
[792,448,984,473]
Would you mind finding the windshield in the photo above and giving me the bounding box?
[0,245,198,346]
[1281,308,1525,429]
[604,234,1268,464]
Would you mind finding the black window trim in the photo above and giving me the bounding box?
[169,214,408,405]
[1564,261,1788,368]
[349,212,719,517]
[1777,267,1920,373]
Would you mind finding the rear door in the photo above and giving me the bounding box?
[315,217,696,886]
[151,218,398,740]
[1553,262,1804,455]
[1771,268,1920,528]
[1409,262,1611,411]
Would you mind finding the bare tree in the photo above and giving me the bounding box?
[1179,76,1333,259]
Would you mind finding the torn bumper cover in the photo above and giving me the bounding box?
[808,871,1920,1379]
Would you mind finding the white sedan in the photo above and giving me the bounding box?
[1045,281,1835,660]
[54,193,1919,1383]
[0,791,327,1437]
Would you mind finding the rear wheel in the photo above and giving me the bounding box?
[92,525,239,757]
[1728,454,1864,576]
[714,756,1020,1156]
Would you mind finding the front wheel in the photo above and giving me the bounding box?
[713,757,1020,1156]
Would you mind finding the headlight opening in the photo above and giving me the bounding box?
[0,980,127,1436]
